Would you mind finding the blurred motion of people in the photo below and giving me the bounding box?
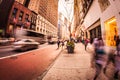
[114,36,120,79]
[115,36,120,51]
[93,37,108,80]
[84,38,89,50]
[57,39,60,49]
[61,40,64,49]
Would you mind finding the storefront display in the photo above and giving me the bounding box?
[104,17,118,46]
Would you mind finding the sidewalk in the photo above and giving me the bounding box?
[37,43,96,80]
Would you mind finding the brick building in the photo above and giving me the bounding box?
[16,0,58,27]
[7,1,31,37]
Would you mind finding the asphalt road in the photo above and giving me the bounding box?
[0,44,47,58]
[0,44,61,80]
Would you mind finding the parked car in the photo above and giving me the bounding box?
[13,39,39,51]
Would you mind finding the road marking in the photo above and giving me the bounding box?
[0,45,53,60]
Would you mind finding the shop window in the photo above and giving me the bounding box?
[90,30,92,39]
[90,25,101,39]
[97,26,101,37]
[8,25,13,33]
[105,17,118,46]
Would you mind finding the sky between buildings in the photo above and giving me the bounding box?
[58,0,74,22]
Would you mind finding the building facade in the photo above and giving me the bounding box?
[30,11,37,31]
[7,1,31,37]
[58,12,70,40]
[74,0,93,40]
[75,0,120,47]
[36,14,57,38]
[29,0,58,38]
[4,0,58,39]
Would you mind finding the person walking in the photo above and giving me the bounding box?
[114,36,120,79]
[84,38,89,50]
[61,40,64,49]
[57,39,60,49]
[93,37,108,80]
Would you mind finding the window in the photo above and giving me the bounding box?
[25,14,29,22]
[97,26,101,37]
[24,0,30,7]
[19,11,24,21]
[98,0,110,12]
[12,8,18,18]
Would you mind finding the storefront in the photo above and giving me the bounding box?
[87,20,101,40]
[104,17,118,46]
[0,29,4,37]
[89,25,101,39]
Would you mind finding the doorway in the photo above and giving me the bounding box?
[104,17,118,46]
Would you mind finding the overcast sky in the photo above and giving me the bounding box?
[58,0,74,22]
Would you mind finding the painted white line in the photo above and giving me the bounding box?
[0,45,50,60]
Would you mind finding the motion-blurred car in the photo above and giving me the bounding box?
[0,38,10,45]
[13,39,39,51]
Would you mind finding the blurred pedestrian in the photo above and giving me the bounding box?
[93,38,99,53]
[86,38,96,68]
[84,38,89,50]
[57,39,60,49]
[114,36,120,80]
[93,37,108,80]
[61,40,64,49]
[116,36,120,52]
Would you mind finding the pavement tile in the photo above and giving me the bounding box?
[39,43,118,80]
[42,43,95,80]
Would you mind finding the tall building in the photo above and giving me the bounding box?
[17,0,58,27]
[15,0,58,38]
[15,0,30,7]
[29,0,58,38]
[28,0,40,14]
[46,0,58,27]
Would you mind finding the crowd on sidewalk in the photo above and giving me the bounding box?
[82,36,120,80]
[55,36,120,80]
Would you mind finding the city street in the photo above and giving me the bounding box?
[0,0,120,80]
[0,44,61,80]
[0,43,48,58]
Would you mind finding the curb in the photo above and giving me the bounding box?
[35,49,63,80]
